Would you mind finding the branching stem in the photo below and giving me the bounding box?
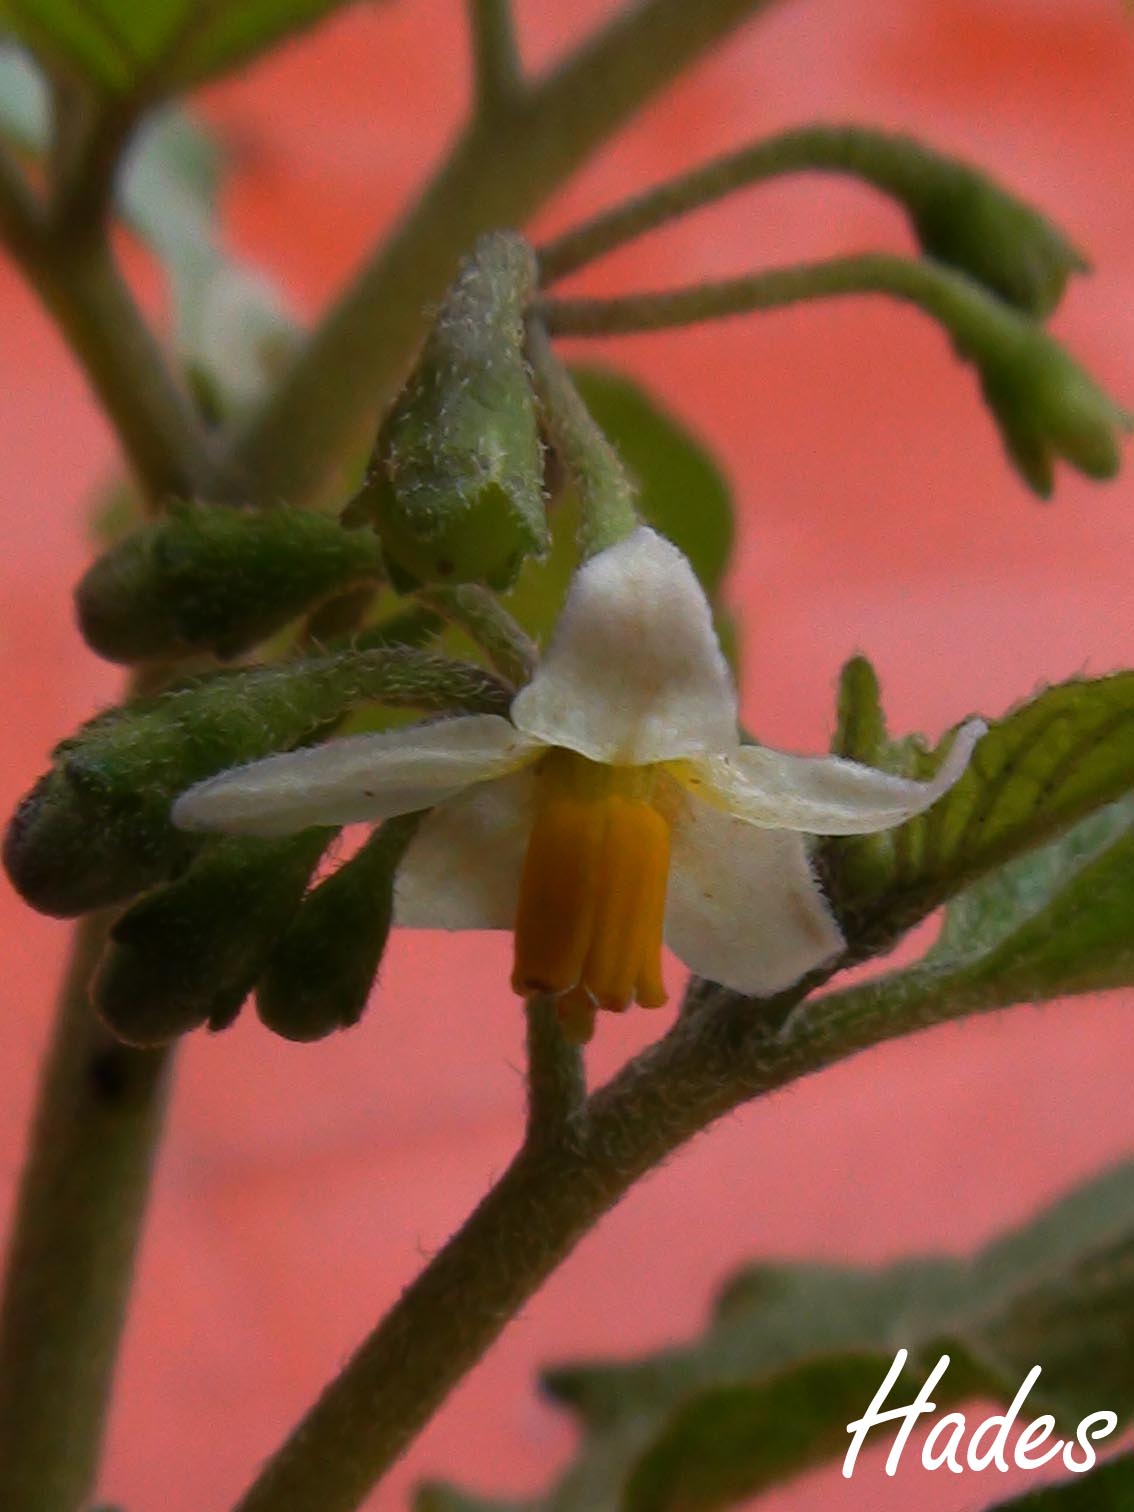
[225,0,781,507]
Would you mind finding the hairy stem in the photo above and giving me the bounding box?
[526,321,638,556]
[524,996,587,1142]
[228,979,838,1512]
[536,123,955,281]
[225,0,780,508]
[0,913,173,1512]
[536,250,999,338]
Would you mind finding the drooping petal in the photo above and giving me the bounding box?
[394,769,533,928]
[510,527,738,764]
[681,718,986,836]
[665,791,844,995]
[172,714,540,837]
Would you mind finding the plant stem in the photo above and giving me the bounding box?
[0,913,173,1512]
[418,584,537,688]
[466,0,523,118]
[535,123,948,282]
[225,0,781,508]
[526,321,638,556]
[524,996,586,1142]
[0,144,216,504]
[228,979,827,1512]
[536,250,997,339]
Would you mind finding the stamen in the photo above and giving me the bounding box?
[510,783,604,997]
[511,751,672,1018]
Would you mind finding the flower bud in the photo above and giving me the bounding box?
[2,770,192,918]
[823,128,1088,318]
[4,648,508,916]
[76,502,383,663]
[974,322,1133,498]
[351,231,548,590]
[255,815,420,1041]
[906,161,1087,319]
[93,831,329,1047]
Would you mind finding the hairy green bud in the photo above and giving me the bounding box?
[4,648,510,916]
[256,815,420,1041]
[94,832,330,1047]
[350,231,548,590]
[76,502,383,663]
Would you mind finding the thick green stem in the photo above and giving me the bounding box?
[0,913,173,1512]
[225,0,780,508]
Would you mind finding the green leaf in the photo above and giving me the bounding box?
[982,1453,1134,1510]
[0,0,359,96]
[826,662,1134,951]
[422,1164,1134,1512]
[504,367,737,659]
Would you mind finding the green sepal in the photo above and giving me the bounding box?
[93,831,330,1047]
[354,231,548,589]
[4,647,509,918]
[75,502,384,663]
[256,814,421,1042]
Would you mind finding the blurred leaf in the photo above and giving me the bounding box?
[505,368,737,662]
[420,1164,1134,1511]
[0,0,359,96]
[120,108,300,413]
[0,46,297,413]
[826,662,1134,950]
[0,43,48,146]
[982,1453,1134,1510]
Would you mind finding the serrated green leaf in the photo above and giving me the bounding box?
[827,665,1134,949]
[814,796,1134,1040]
[0,0,359,96]
[428,1165,1134,1512]
[982,1452,1134,1510]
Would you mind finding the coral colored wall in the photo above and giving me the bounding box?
[2,3,1134,1508]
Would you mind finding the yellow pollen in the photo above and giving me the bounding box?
[511,750,672,1021]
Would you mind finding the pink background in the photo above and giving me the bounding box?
[3,1,1134,1507]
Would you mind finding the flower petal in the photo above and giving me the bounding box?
[510,527,738,764]
[393,768,533,929]
[666,793,844,995]
[171,714,539,837]
[684,718,986,835]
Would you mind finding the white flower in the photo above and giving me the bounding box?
[173,528,984,1041]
